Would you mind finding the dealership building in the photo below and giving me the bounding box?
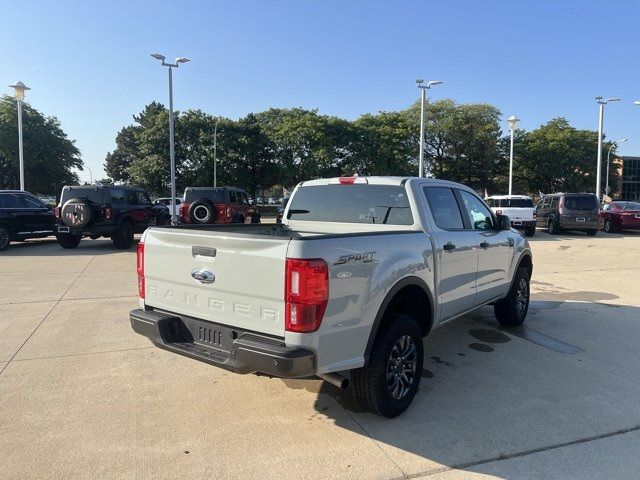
[620,156,640,200]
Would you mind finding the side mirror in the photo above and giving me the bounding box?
[497,214,511,230]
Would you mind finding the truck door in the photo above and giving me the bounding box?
[423,187,478,321]
[457,190,512,305]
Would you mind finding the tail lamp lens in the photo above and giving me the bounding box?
[137,242,145,298]
[54,206,61,219]
[285,258,328,333]
[104,207,113,220]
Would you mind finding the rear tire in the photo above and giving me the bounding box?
[524,227,536,237]
[586,229,597,236]
[56,233,81,249]
[494,266,530,327]
[547,219,558,234]
[351,314,423,418]
[0,225,11,251]
[112,221,134,249]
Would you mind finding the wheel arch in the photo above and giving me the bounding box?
[363,276,434,366]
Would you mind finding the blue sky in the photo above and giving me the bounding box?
[3,0,640,181]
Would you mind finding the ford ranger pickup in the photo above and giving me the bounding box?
[130,176,533,417]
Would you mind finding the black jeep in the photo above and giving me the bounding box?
[54,185,169,249]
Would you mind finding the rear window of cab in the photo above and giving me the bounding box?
[287,185,413,225]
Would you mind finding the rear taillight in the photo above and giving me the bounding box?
[533,210,537,219]
[104,207,113,220]
[285,258,329,333]
[137,242,145,299]
[496,209,503,216]
[226,207,232,219]
[54,206,61,220]
[558,198,564,215]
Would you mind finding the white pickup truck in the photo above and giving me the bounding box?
[131,177,533,417]
[485,195,537,236]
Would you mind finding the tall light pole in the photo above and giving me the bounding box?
[606,138,627,196]
[86,165,93,185]
[9,81,31,191]
[507,115,520,196]
[151,53,190,225]
[416,79,443,178]
[595,96,621,201]
[213,118,219,188]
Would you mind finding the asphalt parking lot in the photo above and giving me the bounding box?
[1,230,639,479]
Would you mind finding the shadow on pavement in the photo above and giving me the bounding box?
[5,236,140,256]
[281,298,640,477]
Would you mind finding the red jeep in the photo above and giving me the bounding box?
[179,187,260,224]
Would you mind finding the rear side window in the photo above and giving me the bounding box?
[110,188,126,203]
[424,187,464,229]
[288,184,413,225]
[229,191,238,203]
[564,195,598,210]
[19,194,47,208]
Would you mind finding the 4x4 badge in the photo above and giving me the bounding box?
[191,268,215,284]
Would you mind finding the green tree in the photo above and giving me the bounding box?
[0,95,82,194]
[515,118,602,194]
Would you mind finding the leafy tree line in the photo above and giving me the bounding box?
[0,96,83,194]
[105,100,620,198]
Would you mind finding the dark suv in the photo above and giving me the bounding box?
[536,193,600,236]
[179,187,260,224]
[54,185,169,249]
[0,190,55,251]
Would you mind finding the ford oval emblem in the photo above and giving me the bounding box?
[191,268,215,284]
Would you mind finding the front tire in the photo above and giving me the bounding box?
[351,314,423,418]
[112,221,134,249]
[603,219,614,233]
[524,227,536,237]
[56,233,81,249]
[547,219,558,234]
[494,266,530,326]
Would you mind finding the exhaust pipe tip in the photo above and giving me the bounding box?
[318,373,349,389]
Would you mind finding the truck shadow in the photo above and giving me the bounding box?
[281,299,640,477]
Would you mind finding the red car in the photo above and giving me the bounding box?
[179,187,260,224]
[601,201,640,233]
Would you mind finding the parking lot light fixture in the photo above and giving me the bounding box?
[595,97,621,201]
[416,79,443,178]
[606,138,627,196]
[507,115,520,196]
[9,81,31,191]
[151,53,190,225]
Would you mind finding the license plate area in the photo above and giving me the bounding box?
[512,221,522,226]
[58,226,70,233]
[576,217,586,222]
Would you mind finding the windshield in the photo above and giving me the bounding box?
[563,195,598,210]
[60,187,107,204]
[184,189,226,203]
[617,202,640,210]
[287,184,413,225]
[502,198,534,207]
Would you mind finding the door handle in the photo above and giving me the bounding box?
[480,241,489,249]
[443,242,456,251]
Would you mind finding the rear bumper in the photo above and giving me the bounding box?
[55,223,117,235]
[130,308,315,378]
[511,220,536,229]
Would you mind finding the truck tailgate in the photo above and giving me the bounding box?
[143,228,290,337]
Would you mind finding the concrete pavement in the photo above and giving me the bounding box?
[0,230,639,479]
